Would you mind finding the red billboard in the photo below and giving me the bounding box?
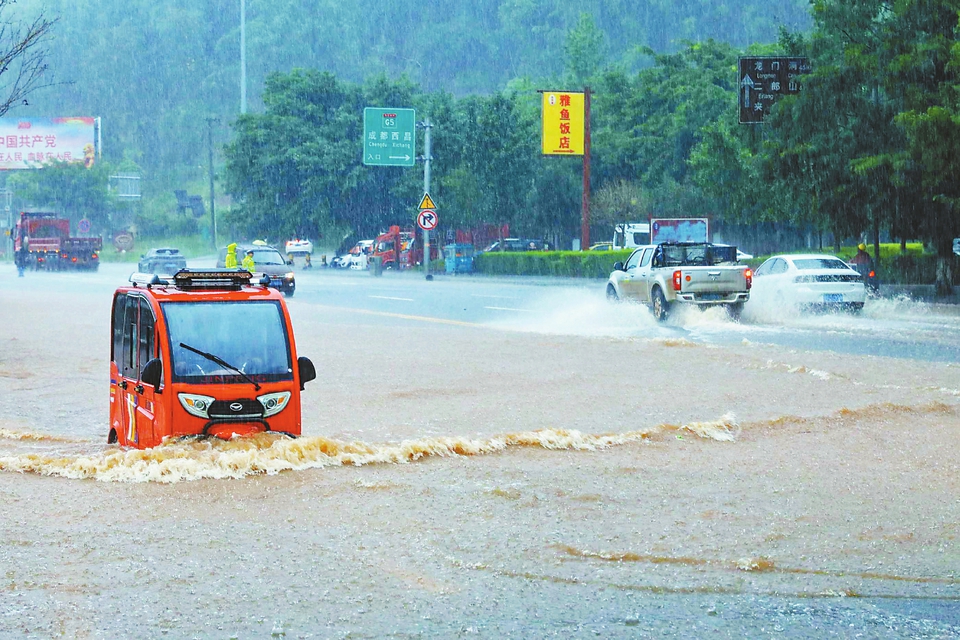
[0,117,97,170]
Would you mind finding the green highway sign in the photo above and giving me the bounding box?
[363,107,416,167]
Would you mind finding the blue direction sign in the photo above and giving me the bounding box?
[363,108,416,167]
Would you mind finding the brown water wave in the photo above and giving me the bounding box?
[553,545,960,585]
[459,561,960,600]
[745,401,956,431]
[0,415,741,483]
[0,428,85,443]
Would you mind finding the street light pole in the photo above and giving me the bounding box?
[206,117,219,249]
[240,0,247,114]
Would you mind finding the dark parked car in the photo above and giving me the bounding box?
[481,238,547,252]
[138,247,188,274]
[216,244,296,297]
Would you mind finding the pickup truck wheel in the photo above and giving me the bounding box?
[726,302,744,321]
[651,287,671,322]
[606,284,619,302]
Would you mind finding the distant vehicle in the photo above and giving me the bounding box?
[481,238,546,252]
[750,254,866,314]
[342,240,374,269]
[709,243,753,261]
[216,244,296,297]
[13,211,102,271]
[588,242,613,251]
[371,226,415,269]
[108,269,316,448]
[606,242,752,321]
[285,239,313,256]
[371,225,440,269]
[138,247,187,274]
[612,223,650,250]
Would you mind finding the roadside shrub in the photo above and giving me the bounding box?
[882,253,959,285]
[472,246,958,285]
[474,250,632,278]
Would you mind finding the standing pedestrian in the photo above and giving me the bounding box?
[16,233,29,277]
[242,249,255,273]
[225,242,239,269]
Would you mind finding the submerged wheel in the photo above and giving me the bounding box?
[726,302,744,321]
[651,287,671,322]
[606,284,619,302]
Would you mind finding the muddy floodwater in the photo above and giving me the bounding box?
[1,268,958,638]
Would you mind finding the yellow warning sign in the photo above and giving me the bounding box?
[418,192,436,210]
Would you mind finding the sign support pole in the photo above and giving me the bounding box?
[582,86,591,250]
[421,118,433,280]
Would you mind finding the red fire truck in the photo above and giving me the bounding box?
[13,211,102,271]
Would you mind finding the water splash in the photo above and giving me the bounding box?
[678,413,740,441]
[0,416,741,483]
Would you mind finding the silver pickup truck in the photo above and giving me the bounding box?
[606,242,752,321]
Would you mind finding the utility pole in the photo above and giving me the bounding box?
[418,118,433,280]
[582,86,591,250]
[206,117,219,249]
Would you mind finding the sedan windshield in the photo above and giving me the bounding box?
[252,250,287,265]
[793,258,850,271]
[161,301,292,383]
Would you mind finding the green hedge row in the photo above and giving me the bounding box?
[879,253,959,285]
[472,249,959,284]
[473,250,632,278]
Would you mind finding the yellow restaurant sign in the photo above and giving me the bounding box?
[541,91,584,155]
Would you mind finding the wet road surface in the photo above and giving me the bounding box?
[0,264,958,638]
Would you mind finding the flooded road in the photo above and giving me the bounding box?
[1,265,958,637]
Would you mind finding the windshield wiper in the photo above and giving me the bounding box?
[179,342,261,391]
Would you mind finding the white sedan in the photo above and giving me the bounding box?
[750,254,866,313]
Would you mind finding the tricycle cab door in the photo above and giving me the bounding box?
[110,293,162,448]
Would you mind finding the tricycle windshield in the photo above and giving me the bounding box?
[161,300,293,384]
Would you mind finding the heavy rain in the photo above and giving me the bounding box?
[1,0,959,637]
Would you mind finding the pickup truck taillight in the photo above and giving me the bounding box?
[745,268,753,290]
[673,270,682,291]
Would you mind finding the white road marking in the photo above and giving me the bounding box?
[369,295,414,302]
[485,306,534,312]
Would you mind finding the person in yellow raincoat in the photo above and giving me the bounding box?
[242,249,256,273]
[225,243,239,268]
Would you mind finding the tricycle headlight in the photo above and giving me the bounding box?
[257,391,291,417]
[178,393,216,418]
[284,272,295,280]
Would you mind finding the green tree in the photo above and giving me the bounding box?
[8,160,117,231]
[565,12,606,86]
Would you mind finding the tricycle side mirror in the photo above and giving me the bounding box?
[613,261,624,271]
[298,356,316,390]
[141,358,162,390]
